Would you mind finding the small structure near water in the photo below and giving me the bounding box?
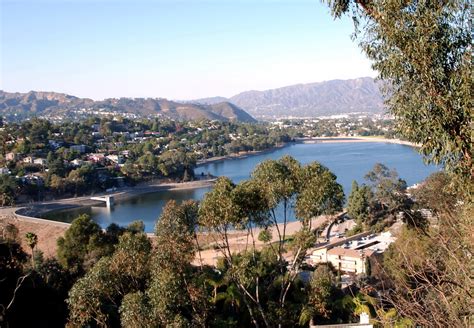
[90,195,115,208]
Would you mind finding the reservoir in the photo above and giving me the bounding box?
[43,142,439,232]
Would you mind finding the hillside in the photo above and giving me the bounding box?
[0,91,256,122]
[193,77,386,118]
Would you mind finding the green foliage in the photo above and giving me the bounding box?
[25,232,38,250]
[25,232,38,268]
[347,180,373,230]
[199,177,241,229]
[326,0,472,178]
[365,163,407,211]
[0,175,18,206]
[154,200,196,270]
[307,265,336,320]
[199,156,345,327]
[56,214,107,273]
[67,232,151,327]
[258,229,272,243]
[119,292,154,328]
[295,162,345,222]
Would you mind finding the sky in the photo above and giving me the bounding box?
[1,0,375,100]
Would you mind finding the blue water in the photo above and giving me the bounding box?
[44,142,439,232]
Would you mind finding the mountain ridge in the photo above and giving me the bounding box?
[0,91,256,122]
[1,77,385,121]
[192,77,385,118]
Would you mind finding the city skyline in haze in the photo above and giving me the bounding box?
[1,0,375,100]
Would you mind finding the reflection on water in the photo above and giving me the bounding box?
[43,142,439,232]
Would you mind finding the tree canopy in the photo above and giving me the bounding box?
[325,0,472,178]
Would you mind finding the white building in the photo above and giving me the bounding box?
[310,312,373,328]
[308,232,395,275]
[34,158,47,165]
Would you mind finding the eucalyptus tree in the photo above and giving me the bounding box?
[56,214,106,274]
[324,2,471,321]
[199,156,344,327]
[145,200,210,327]
[67,231,152,327]
[325,0,472,179]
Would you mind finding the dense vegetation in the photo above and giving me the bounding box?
[325,0,473,325]
[0,0,471,326]
[0,116,394,204]
[3,155,466,327]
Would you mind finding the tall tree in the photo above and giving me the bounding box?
[24,232,38,269]
[325,0,472,178]
[67,232,151,327]
[199,156,344,327]
[347,180,372,227]
[56,214,106,274]
[324,0,474,320]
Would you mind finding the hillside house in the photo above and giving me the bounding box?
[308,232,395,275]
[5,152,17,161]
[34,158,47,165]
[23,156,34,164]
[69,144,87,153]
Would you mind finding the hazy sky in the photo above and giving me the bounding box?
[1,0,375,100]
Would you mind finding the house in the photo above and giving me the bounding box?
[88,153,105,163]
[48,140,64,149]
[308,232,395,275]
[70,159,84,167]
[5,152,17,162]
[20,174,44,186]
[23,156,34,164]
[106,154,124,164]
[310,312,372,328]
[326,248,374,274]
[34,158,47,165]
[69,144,87,153]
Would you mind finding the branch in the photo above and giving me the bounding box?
[6,273,31,311]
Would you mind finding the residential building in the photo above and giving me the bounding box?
[106,154,124,164]
[308,232,395,275]
[23,156,34,164]
[5,152,17,161]
[34,158,47,165]
[88,153,105,163]
[70,159,84,167]
[310,312,373,328]
[70,144,87,153]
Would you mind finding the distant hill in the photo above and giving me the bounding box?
[193,77,386,118]
[1,77,385,122]
[0,91,256,122]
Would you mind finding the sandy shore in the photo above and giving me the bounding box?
[297,136,419,147]
[196,143,288,166]
[195,215,334,266]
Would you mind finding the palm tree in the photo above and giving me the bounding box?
[25,232,38,269]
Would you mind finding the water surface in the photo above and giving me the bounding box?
[44,142,439,231]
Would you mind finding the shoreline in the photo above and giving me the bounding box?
[2,136,419,227]
[1,178,217,225]
[196,142,288,166]
[296,136,419,147]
